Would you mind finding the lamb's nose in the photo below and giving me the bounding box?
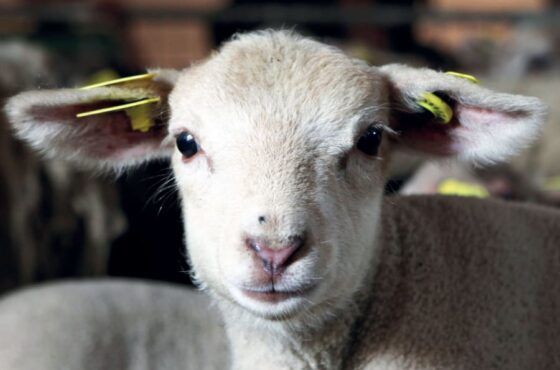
[247,236,304,274]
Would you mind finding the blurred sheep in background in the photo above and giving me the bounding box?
[0,42,125,293]
[394,26,560,204]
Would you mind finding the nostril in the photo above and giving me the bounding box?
[258,215,266,224]
[247,236,305,273]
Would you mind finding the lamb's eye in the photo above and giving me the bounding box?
[176,132,198,158]
[357,125,383,156]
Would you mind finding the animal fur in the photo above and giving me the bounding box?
[3,30,559,369]
[0,280,228,370]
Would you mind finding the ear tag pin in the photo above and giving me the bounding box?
[76,73,161,133]
[80,72,157,90]
[75,97,161,118]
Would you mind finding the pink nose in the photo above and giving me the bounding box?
[247,236,304,274]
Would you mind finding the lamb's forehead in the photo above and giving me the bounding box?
[169,31,387,138]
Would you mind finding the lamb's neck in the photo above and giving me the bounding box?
[221,299,363,370]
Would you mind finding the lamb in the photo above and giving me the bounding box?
[4,30,560,369]
[400,160,560,206]
[0,279,229,370]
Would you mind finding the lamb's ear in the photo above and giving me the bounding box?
[4,69,180,171]
[380,64,548,164]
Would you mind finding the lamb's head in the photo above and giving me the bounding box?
[5,30,546,322]
[167,32,392,320]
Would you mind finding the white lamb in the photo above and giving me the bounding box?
[0,279,228,370]
[3,30,560,370]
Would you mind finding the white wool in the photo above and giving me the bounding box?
[2,30,557,370]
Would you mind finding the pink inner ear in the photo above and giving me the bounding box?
[398,125,456,156]
[456,104,523,127]
[31,101,167,160]
[451,104,528,153]
[394,104,525,157]
[393,111,458,156]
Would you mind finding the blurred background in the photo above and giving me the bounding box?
[1,0,559,295]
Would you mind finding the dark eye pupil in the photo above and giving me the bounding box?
[357,126,383,156]
[176,132,198,158]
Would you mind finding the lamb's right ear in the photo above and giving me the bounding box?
[5,69,180,171]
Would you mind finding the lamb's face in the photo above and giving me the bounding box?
[168,33,391,319]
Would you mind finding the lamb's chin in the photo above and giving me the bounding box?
[227,284,315,320]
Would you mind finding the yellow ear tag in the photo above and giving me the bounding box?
[437,179,489,198]
[76,72,161,132]
[81,69,120,88]
[416,92,453,124]
[445,71,480,84]
[126,102,156,133]
[544,176,560,191]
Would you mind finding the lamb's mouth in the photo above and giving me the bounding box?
[241,285,316,303]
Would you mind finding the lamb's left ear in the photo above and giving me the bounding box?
[4,69,180,170]
[380,64,548,164]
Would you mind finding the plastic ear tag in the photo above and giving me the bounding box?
[544,176,560,191]
[437,179,489,198]
[82,69,120,88]
[445,71,479,84]
[416,92,453,124]
[126,103,155,133]
[76,72,161,132]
